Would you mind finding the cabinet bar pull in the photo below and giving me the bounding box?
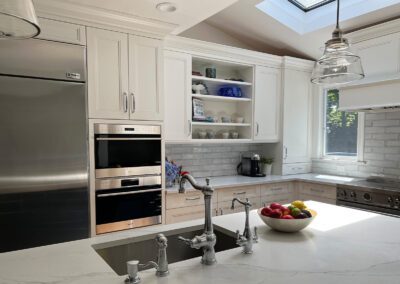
[123,92,128,112]
[256,122,259,136]
[131,93,136,113]
[188,120,192,137]
[234,192,246,195]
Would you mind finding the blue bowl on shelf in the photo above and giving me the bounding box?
[218,85,243,98]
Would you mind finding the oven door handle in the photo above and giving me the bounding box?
[96,188,162,198]
[96,138,161,141]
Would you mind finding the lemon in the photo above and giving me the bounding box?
[291,200,307,210]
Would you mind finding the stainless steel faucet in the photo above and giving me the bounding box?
[178,174,217,265]
[125,234,169,283]
[231,198,258,254]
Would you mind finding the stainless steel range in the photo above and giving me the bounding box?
[337,177,400,217]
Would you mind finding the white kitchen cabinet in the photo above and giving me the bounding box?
[164,51,192,142]
[87,27,129,120]
[282,68,312,165]
[352,33,400,80]
[129,35,163,121]
[254,66,281,142]
[37,18,86,45]
[87,28,163,121]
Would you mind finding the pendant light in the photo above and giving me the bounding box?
[0,0,40,39]
[311,0,364,85]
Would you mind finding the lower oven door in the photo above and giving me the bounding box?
[337,200,400,218]
[95,185,162,234]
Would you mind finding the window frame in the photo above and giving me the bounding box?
[288,0,335,12]
[320,89,365,162]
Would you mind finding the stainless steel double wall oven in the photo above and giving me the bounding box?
[94,124,162,234]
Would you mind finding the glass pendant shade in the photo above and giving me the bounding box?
[311,44,364,85]
[311,0,364,85]
[0,0,40,39]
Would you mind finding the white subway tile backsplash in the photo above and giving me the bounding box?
[166,143,266,178]
[313,111,400,179]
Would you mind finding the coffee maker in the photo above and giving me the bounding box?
[237,153,266,177]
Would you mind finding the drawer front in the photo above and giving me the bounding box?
[217,197,261,216]
[166,191,206,209]
[260,182,293,197]
[217,186,260,203]
[37,18,86,45]
[300,182,336,199]
[282,163,311,175]
[299,193,336,205]
[260,194,293,207]
[166,204,212,224]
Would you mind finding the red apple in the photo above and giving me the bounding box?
[270,202,282,210]
[281,206,290,216]
[282,215,295,219]
[261,207,273,217]
[269,209,282,218]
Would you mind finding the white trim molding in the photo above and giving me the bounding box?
[282,56,314,72]
[164,35,284,68]
[346,18,400,44]
[34,0,176,38]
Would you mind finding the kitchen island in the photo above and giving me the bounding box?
[1,201,399,284]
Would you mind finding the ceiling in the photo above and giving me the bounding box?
[36,0,238,34]
[188,0,400,59]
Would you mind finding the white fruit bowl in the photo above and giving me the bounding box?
[257,208,317,233]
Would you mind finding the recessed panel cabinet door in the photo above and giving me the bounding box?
[87,28,129,119]
[254,66,281,142]
[129,35,163,121]
[163,51,192,142]
[282,69,312,164]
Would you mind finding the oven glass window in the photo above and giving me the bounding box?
[96,190,162,225]
[95,138,161,169]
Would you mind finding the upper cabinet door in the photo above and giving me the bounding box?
[254,66,281,142]
[129,35,163,121]
[87,28,129,119]
[282,69,312,164]
[164,51,192,142]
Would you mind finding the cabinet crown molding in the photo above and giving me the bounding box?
[34,0,176,38]
[346,18,400,44]
[164,35,283,68]
[282,56,314,72]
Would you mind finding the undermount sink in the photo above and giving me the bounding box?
[93,225,238,275]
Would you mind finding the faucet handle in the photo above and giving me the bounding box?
[155,233,168,248]
[205,177,210,186]
[138,261,158,270]
[178,236,192,246]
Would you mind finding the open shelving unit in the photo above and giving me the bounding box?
[190,56,254,141]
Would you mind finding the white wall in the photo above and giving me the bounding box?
[179,22,255,50]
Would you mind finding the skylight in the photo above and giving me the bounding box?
[289,0,335,12]
[257,0,400,35]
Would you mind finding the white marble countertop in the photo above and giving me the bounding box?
[1,201,399,284]
[166,173,362,193]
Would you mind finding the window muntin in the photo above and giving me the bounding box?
[289,0,335,12]
[324,89,358,157]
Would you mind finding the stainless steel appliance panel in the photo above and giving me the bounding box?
[0,39,86,82]
[0,53,89,252]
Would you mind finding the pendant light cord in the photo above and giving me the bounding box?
[336,0,340,29]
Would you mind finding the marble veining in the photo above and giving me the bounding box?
[0,202,399,284]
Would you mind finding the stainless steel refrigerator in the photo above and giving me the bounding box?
[0,39,89,252]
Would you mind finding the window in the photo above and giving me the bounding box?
[323,89,359,158]
[288,0,335,12]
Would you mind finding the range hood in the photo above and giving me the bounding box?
[339,77,400,112]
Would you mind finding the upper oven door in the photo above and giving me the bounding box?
[94,124,162,178]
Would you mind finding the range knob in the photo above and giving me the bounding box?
[338,190,347,198]
[350,191,357,199]
[363,193,372,201]
[387,196,393,206]
[395,198,400,208]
